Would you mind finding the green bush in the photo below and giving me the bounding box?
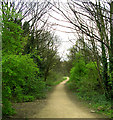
[33,79,46,99]
[2,54,46,115]
[2,3,23,55]
[68,54,101,103]
[68,55,112,117]
[85,62,99,89]
[2,86,15,116]
[69,57,99,93]
[69,55,86,90]
[22,95,35,102]
[2,99,15,116]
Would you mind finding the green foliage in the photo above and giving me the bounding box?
[68,53,112,118]
[75,90,112,117]
[22,95,35,102]
[2,1,62,117]
[2,99,15,116]
[2,54,39,87]
[84,62,99,89]
[2,54,46,115]
[2,4,23,55]
[69,53,86,89]
[69,52,99,91]
[2,20,23,54]
[46,71,65,86]
[34,78,46,99]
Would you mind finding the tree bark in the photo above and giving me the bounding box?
[110,1,113,99]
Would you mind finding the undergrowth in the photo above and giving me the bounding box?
[67,53,113,118]
[46,71,67,86]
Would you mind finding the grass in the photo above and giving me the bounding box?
[53,76,67,85]
[46,76,67,86]
[76,93,112,118]
[45,76,67,96]
[46,71,67,86]
[66,81,113,118]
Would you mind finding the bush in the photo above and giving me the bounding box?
[33,79,46,99]
[2,86,15,116]
[2,99,15,116]
[68,55,112,117]
[69,58,99,93]
[69,56,86,90]
[2,54,46,116]
[22,95,35,102]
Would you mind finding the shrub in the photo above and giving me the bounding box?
[22,95,35,102]
[2,99,15,116]
[68,57,112,117]
[85,62,99,89]
[69,57,99,97]
[32,78,46,99]
[69,56,86,89]
[2,54,46,115]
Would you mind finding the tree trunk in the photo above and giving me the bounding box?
[101,42,109,98]
[110,1,113,99]
[95,2,109,98]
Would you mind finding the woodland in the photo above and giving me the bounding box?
[1,0,113,118]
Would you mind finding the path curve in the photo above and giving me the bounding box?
[32,77,105,118]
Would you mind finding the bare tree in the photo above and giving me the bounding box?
[2,0,52,29]
[49,0,113,98]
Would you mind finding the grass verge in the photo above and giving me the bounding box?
[66,81,113,118]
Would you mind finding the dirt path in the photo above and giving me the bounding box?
[13,77,107,118]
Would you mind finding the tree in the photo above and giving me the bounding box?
[50,0,113,99]
[110,2,113,95]
[2,3,24,55]
[1,1,52,116]
[23,28,60,81]
[2,0,51,28]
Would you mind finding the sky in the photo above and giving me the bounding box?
[7,0,107,61]
[10,0,75,60]
[47,17,75,60]
[21,0,76,60]
[20,0,109,61]
[47,0,104,60]
[14,0,92,60]
[46,0,77,60]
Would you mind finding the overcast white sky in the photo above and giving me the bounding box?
[46,0,77,60]
[47,17,76,60]
[9,0,107,60]
[47,0,104,60]
[18,0,100,60]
